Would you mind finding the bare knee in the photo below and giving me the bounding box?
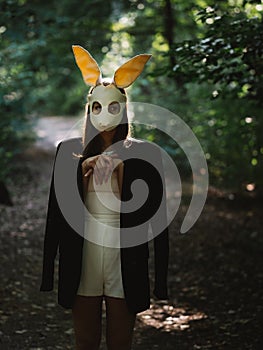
[105,296,136,350]
[72,295,103,350]
[73,318,102,350]
[75,334,101,350]
[106,335,133,350]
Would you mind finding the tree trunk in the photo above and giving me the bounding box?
[162,0,186,90]
[163,0,176,68]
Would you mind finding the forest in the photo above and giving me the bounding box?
[0,1,263,349]
[1,0,262,193]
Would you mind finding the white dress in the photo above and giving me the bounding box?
[77,170,125,298]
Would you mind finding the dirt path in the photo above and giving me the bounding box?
[0,117,262,349]
[33,116,83,152]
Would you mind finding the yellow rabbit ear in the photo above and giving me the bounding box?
[72,45,102,86]
[113,54,152,89]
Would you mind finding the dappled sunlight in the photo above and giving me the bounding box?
[246,183,255,192]
[138,302,207,332]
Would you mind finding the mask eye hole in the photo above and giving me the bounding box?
[92,102,102,115]
[108,101,121,115]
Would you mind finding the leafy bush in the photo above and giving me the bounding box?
[163,6,263,192]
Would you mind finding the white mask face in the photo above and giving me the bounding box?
[88,84,127,132]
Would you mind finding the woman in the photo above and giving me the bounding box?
[40,46,169,350]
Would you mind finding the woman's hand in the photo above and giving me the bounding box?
[82,153,123,185]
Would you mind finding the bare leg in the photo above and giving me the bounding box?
[72,295,103,350]
[105,296,136,350]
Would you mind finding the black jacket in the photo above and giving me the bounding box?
[40,137,169,314]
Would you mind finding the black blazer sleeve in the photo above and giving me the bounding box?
[150,146,169,300]
[40,142,62,291]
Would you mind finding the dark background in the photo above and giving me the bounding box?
[0,1,262,349]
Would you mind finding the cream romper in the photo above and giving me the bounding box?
[77,169,125,298]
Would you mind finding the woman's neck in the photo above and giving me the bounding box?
[100,129,116,151]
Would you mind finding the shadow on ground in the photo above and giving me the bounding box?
[0,143,262,349]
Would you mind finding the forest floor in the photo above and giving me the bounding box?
[0,117,262,349]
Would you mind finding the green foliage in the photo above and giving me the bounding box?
[170,7,263,104]
[1,0,263,193]
[161,3,263,192]
[0,0,116,114]
[0,37,35,182]
[0,0,116,183]
[0,92,35,181]
[186,84,262,190]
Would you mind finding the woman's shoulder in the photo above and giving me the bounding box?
[56,136,82,148]
[125,137,159,151]
[54,137,82,154]
[53,137,83,160]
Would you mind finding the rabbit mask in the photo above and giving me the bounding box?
[72,45,151,132]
